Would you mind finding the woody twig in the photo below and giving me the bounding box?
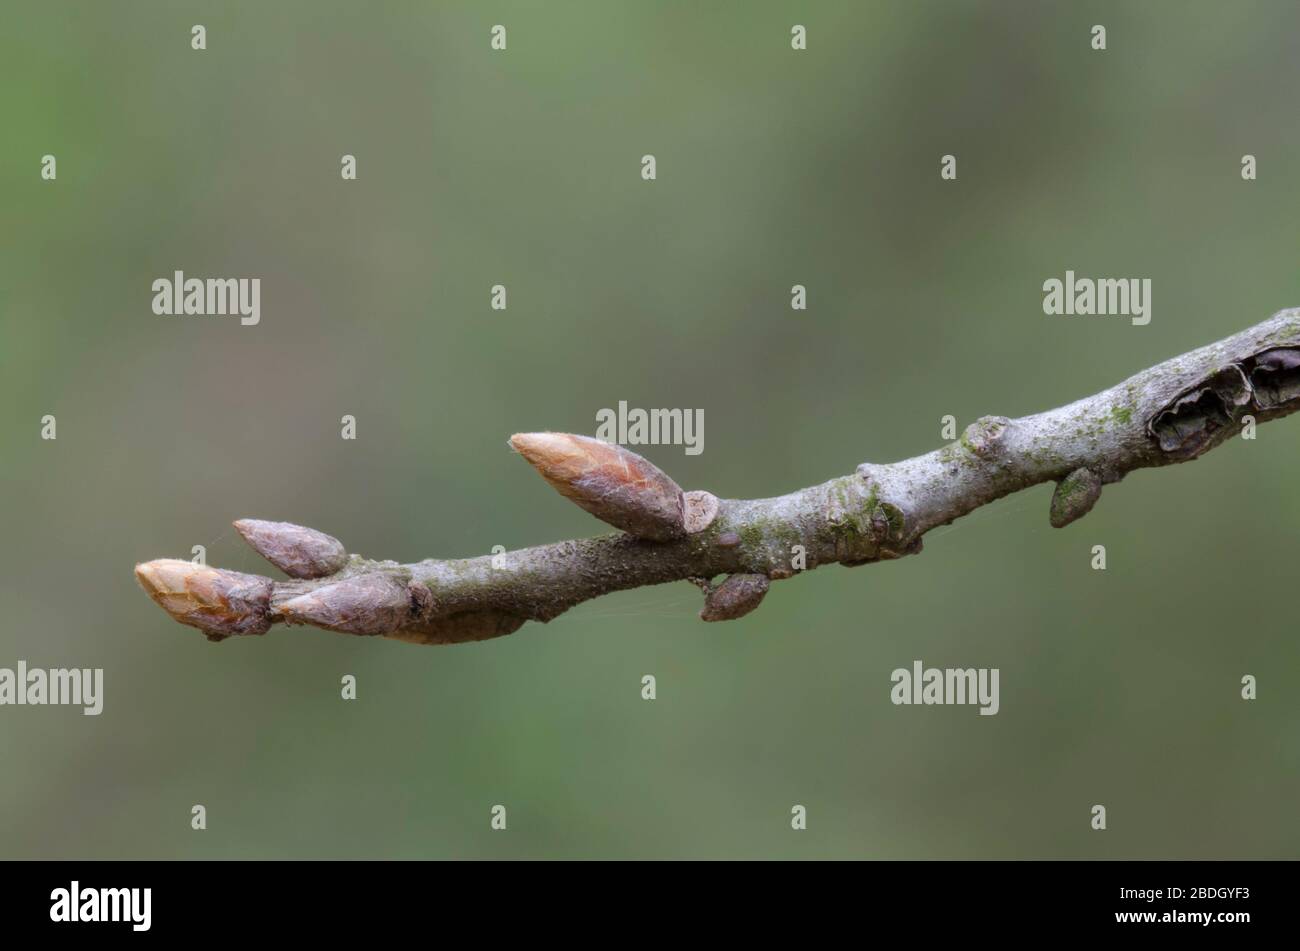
[136,309,1300,646]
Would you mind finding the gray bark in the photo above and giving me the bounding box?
[135,308,1300,646]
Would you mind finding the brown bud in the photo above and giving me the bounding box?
[700,573,769,622]
[278,573,410,636]
[135,559,272,639]
[509,432,685,541]
[1049,467,1102,528]
[234,519,348,579]
[683,490,720,533]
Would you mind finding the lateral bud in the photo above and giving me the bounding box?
[1049,467,1102,528]
[234,518,348,579]
[134,559,272,639]
[509,432,686,541]
[278,573,411,635]
[700,573,770,622]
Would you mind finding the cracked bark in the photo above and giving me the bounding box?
[136,308,1300,647]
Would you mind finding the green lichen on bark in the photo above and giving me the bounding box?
[134,308,1300,646]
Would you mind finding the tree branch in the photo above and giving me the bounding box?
[136,308,1300,646]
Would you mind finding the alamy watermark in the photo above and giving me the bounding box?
[151,270,260,325]
[595,400,703,455]
[890,660,999,715]
[1043,270,1150,326]
[50,882,150,932]
[0,661,103,715]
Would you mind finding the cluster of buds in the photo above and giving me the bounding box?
[135,431,774,646]
[135,520,373,640]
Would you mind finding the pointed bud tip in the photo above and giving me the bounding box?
[134,558,190,592]
[509,431,685,541]
[508,432,548,450]
[508,432,590,480]
[135,559,271,637]
[233,518,347,578]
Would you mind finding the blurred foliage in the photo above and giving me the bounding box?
[1,0,1298,858]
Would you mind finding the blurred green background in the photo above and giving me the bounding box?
[2,0,1298,859]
